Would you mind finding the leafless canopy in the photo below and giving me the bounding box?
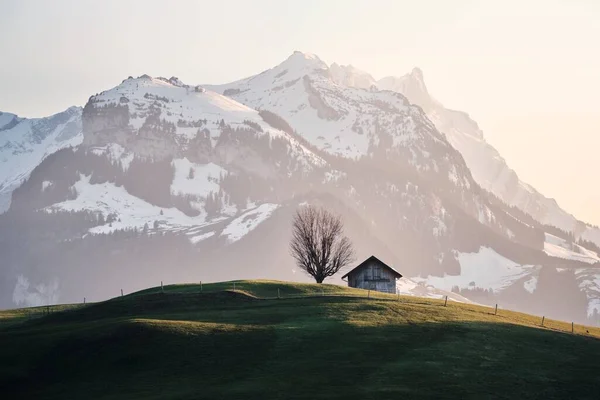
[290,206,355,283]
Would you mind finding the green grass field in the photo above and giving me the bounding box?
[1,280,599,399]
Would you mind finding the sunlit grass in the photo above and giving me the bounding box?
[1,280,599,399]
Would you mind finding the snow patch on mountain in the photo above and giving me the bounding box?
[90,143,135,170]
[544,233,600,265]
[46,169,279,243]
[41,180,53,191]
[12,275,60,307]
[47,174,210,235]
[396,277,476,304]
[323,170,345,184]
[414,247,540,293]
[523,276,538,293]
[171,158,227,198]
[221,203,279,243]
[575,268,600,316]
[188,231,215,244]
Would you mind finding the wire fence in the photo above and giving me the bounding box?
[5,282,598,338]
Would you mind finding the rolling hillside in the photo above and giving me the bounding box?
[1,280,599,399]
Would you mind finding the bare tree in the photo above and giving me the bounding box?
[290,206,355,283]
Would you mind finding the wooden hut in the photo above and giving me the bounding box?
[341,255,402,294]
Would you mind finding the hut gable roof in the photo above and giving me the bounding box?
[341,255,402,279]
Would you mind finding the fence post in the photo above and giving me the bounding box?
[541,316,545,326]
[161,281,164,293]
[121,289,123,297]
[444,296,448,307]
[572,322,574,334]
[278,288,280,299]
[84,297,86,304]
[494,304,498,315]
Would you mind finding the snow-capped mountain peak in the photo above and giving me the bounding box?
[210,52,471,188]
[0,111,22,131]
[409,67,425,84]
[378,68,432,112]
[329,63,376,89]
[83,73,326,172]
[0,106,82,213]
[286,50,328,68]
[89,74,261,132]
[215,51,329,97]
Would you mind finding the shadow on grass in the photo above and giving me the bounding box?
[1,304,600,400]
[5,292,411,331]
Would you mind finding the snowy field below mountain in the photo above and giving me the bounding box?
[47,174,210,235]
[575,268,600,316]
[221,203,279,243]
[170,158,227,198]
[45,174,280,247]
[396,277,476,304]
[11,274,60,307]
[414,247,540,294]
[544,233,600,265]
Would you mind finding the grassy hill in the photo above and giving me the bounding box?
[1,280,600,399]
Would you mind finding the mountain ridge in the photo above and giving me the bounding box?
[326,60,600,244]
[0,106,82,213]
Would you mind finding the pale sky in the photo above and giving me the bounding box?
[0,0,598,224]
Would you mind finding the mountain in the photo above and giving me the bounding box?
[1,53,599,326]
[373,66,600,247]
[329,62,376,89]
[0,107,82,213]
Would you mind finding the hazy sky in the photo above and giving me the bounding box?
[1,0,599,224]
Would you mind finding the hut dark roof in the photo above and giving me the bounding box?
[341,255,402,280]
